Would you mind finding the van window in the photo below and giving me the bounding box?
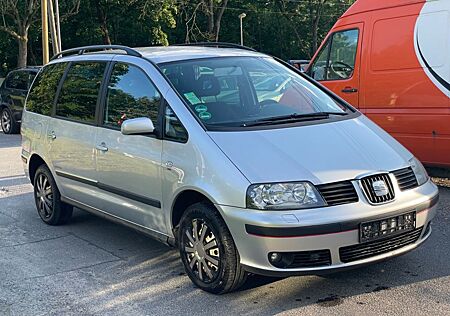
[56,62,107,123]
[310,29,359,81]
[164,105,188,142]
[310,40,331,81]
[103,63,161,129]
[27,63,67,116]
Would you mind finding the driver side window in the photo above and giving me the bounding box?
[310,29,359,81]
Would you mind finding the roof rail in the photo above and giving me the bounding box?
[51,45,142,61]
[172,42,256,52]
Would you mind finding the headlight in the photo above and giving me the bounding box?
[409,157,429,186]
[246,182,326,210]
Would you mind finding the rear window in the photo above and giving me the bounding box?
[27,63,67,116]
[56,62,107,123]
[5,71,28,90]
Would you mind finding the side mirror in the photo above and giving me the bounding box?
[121,117,155,135]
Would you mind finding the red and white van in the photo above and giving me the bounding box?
[307,0,450,167]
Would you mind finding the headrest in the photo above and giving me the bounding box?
[194,75,220,97]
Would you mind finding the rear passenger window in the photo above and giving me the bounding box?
[103,63,161,129]
[27,63,67,116]
[56,62,106,123]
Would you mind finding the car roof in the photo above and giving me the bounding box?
[50,46,268,65]
[10,66,41,73]
[135,46,267,64]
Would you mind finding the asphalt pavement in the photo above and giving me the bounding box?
[0,132,449,316]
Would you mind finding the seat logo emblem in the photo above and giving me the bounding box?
[372,180,389,197]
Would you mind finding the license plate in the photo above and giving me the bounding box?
[360,212,416,243]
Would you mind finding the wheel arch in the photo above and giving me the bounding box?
[170,189,219,231]
[28,154,49,184]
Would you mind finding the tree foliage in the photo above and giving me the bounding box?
[0,0,355,75]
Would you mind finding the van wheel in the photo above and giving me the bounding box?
[33,165,73,225]
[178,203,247,294]
[1,107,19,134]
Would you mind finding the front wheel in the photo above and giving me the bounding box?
[33,165,73,225]
[178,203,247,294]
[1,107,19,134]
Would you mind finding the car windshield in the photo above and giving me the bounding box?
[159,57,348,128]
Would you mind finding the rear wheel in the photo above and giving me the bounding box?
[178,203,247,294]
[33,165,73,225]
[1,107,19,134]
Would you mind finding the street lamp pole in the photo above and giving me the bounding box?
[239,13,246,46]
[41,0,49,64]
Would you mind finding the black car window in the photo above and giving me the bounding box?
[6,71,28,90]
[164,105,188,142]
[56,62,107,123]
[27,63,67,116]
[103,62,161,129]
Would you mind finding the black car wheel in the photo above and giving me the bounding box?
[178,203,247,294]
[1,107,19,134]
[33,165,73,225]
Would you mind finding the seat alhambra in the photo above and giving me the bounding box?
[21,44,439,294]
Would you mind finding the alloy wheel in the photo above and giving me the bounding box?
[35,173,53,219]
[1,110,11,133]
[183,219,221,283]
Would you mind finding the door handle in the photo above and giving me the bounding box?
[342,87,358,93]
[47,131,56,140]
[96,142,108,152]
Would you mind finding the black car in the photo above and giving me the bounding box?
[0,66,41,134]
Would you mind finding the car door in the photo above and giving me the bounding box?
[3,71,28,114]
[93,57,165,233]
[308,24,363,107]
[47,60,109,204]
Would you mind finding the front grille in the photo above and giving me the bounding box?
[360,174,395,204]
[270,250,332,269]
[339,227,423,263]
[317,181,359,206]
[392,167,418,191]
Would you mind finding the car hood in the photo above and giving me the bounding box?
[208,115,413,184]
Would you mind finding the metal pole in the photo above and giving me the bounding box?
[238,13,246,46]
[48,0,59,55]
[240,18,243,46]
[41,0,49,64]
[55,0,62,52]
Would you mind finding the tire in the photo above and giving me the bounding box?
[1,107,19,134]
[33,165,73,225]
[178,202,247,294]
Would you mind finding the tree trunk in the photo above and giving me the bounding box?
[95,2,112,45]
[213,0,228,42]
[17,37,28,68]
[310,1,325,56]
[312,18,319,53]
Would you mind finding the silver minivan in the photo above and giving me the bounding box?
[21,44,439,294]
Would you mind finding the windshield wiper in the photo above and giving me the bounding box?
[241,112,347,127]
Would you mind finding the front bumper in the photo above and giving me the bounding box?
[217,179,439,276]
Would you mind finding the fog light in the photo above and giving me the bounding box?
[269,252,282,263]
